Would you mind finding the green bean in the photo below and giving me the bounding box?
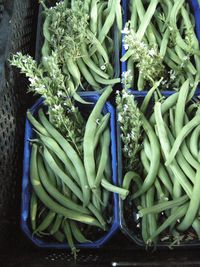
[90,0,98,35]
[43,14,51,42]
[169,108,176,137]
[130,0,137,29]
[137,72,145,91]
[127,58,134,87]
[165,124,195,185]
[160,28,170,58]
[38,132,80,185]
[154,102,193,198]
[70,221,91,243]
[150,93,178,125]
[140,78,163,114]
[92,192,101,212]
[140,149,164,201]
[141,194,148,243]
[102,188,110,211]
[98,0,116,44]
[27,111,49,137]
[43,157,57,187]
[180,140,200,170]
[37,153,90,215]
[95,128,110,187]
[30,192,37,231]
[165,113,200,166]
[30,144,101,227]
[34,210,56,235]
[132,117,160,199]
[101,178,129,200]
[135,0,157,47]
[76,58,100,90]
[50,214,63,235]
[178,161,200,231]
[81,43,109,79]
[148,203,189,243]
[136,0,159,42]
[87,202,106,229]
[115,0,122,36]
[143,138,173,196]
[87,30,109,64]
[62,220,77,259]
[192,219,200,239]
[175,46,197,75]
[53,230,65,243]
[38,109,90,207]
[91,53,99,66]
[146,186,157,244]
[139,195,189,217]
[94,113,110,150]
[64,57,81,88]
[83,86,112,190]
[123,171,142,191]
[90,70,120,85]
[61,180,71,198]
[97,2,107,37]
[189,125,200,160]
[43,147,83,201]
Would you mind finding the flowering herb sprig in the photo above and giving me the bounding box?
[10,52,84,155]
[116,75,142,171]
[122,24,164,86]
[44,0,89,60]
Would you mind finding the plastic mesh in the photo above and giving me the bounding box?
[0,0,38,245]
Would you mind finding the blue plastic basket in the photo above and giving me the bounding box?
[121,0,200,94]
[117,91,200,248]
[21,92,119,249]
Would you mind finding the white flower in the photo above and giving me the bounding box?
[148,49,156,57]
[124,44,129,50]
[118,113,123,122]
[100,65,106,70]
[28,77,36,84]
[124,104,128,111]
[123,145,129,152]
[121,27,130,35]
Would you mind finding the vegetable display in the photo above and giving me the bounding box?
[117,80,200,247]
[8,0,200,254]
[121,0,200,91]
[27,87,127,258]
[33,0,121,92]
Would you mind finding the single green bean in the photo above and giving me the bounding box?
[70,221,91,243]
[139,195,189,217]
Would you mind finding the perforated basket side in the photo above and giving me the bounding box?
[0,0,38,250]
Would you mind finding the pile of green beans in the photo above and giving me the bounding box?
[122,81,200,246]
[28,87,128,258]
[41,0,122,93]
[122,0,200,91]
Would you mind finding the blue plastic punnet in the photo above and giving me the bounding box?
[21,92,119,249]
